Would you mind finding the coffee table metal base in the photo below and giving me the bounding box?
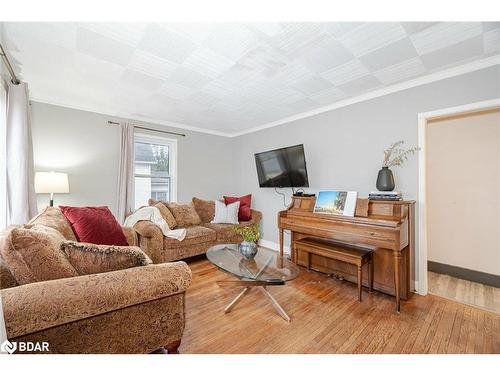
[217,280,291,322]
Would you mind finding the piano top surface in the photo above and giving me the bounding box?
[280,201,415,228]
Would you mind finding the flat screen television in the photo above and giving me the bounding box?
[254,144,309,188]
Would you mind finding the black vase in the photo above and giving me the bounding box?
[376,167,395,191]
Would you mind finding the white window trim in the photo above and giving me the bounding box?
[134,131,178,203]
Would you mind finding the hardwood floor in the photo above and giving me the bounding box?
[180,258,500,354]
[428,271,500,314]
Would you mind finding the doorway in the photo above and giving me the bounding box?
[418,100,500,313]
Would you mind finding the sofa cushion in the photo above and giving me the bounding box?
[202,223,242,243]
[152,202,177,229]
[0,227,20,289]
[0,225,78,285]
[60,206,129,246]
[163,226,216,248]
[211,200,240,224]
[0,255,18,290]
[60,241,152,275]
[29,206,77,241]
[224,194,252,221]
[148,198,164,206]
[165,202,201,227]
[122,226,138,246]
[192,197,215,223]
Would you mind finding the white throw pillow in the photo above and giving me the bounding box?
[211,200,240,224]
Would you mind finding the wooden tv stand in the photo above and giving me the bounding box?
[278,196,415,312]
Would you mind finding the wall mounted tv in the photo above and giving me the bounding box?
[254,144,309,188]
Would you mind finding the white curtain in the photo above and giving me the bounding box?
[6,82,37,225]
[0,294,6,347]
[116,122,135,223]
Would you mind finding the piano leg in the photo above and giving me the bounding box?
[357,265,362,302]
[279,228,284,258]
[393,251,402,313]
[369,255,374,292]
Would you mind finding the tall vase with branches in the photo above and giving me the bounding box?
[377,141,419,191]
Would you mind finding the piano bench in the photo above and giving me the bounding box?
[293,237,374,302]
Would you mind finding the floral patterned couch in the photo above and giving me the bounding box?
[0,207,191,354]
[133,197,262,264]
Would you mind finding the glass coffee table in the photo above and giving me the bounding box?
[206,244,300,322]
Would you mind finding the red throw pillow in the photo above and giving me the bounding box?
[59,206,128,246]
[224,194,252,221]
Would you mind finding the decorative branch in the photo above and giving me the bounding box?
[382,141,420,168]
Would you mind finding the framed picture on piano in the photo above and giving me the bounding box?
[313,190,358,217]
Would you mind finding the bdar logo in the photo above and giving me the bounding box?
[1,340,17,354]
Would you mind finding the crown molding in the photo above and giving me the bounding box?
[417,97,500,120]
[28,96,232,138]
[230,54,500,137]
[30,54,500,139]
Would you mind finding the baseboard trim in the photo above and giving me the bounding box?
[414,281,423,296]
[428,261,500,288]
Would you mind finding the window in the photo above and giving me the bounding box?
[134,134,177,209]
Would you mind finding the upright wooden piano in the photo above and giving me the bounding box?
[278,196,416,312]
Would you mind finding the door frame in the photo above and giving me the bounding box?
[416,98,500,295]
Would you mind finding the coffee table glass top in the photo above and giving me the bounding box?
[206,244,299,282]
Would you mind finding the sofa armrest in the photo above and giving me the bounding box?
[249,209,262,224]
[121,226,138,246]
[133,220,163,239]
[237,210,262,227]
[133,221,164,262]
[2,262,192,338]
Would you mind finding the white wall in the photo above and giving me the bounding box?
[427,109,500,275]
[232,65,500,280]
[30,102,235,215]
[26,66,500,285]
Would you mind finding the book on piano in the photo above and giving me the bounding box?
[369,191,403,201]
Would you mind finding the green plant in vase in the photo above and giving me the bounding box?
[233,224,260,259]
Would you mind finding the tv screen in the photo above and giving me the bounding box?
[254,144,309,188]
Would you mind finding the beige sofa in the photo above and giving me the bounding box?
[134,199,262,264]
[0,207,191,354]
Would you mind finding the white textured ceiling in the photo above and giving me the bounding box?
[3,22,500,135]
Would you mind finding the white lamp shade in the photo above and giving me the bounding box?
[35,172,70,194]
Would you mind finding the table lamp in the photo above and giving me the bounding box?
[35,171,70,207]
